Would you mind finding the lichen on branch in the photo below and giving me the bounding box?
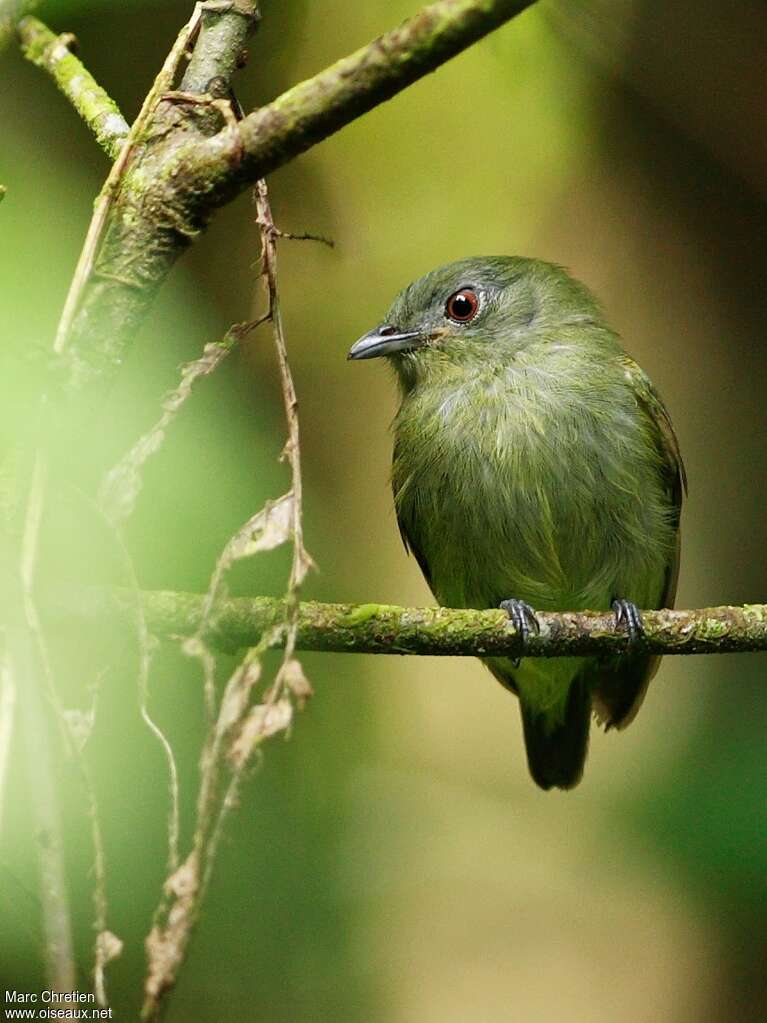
[18,16,129,158]
[102,590,767,658]
[206,0,537,188]
[0,0,38,53]
[50,0,535,391]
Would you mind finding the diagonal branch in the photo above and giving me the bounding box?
[54,0,260,388]
[18,17,129,159]
[197,0,537,191]
[99,591,767,658]
[54,0,536,390]
[253,179,315,704]
[51,3,211,363]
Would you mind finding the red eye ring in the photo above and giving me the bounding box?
[445,288,479,323]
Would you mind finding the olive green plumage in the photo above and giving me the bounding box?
[349,256,685,790]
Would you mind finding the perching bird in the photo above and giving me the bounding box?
[348,256,685,790]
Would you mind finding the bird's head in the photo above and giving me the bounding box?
[348,255,606,389]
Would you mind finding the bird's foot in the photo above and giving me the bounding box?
[500,598,540,659]
[611,598,645,646]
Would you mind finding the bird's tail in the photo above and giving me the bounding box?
[519,676,591,791]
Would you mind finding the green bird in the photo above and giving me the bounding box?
[348,256,686,790]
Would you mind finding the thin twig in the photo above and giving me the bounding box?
[0,0,38,52]
[17,472,121,1000]
[140,183,296,1023]
[18,17,129,159]
[20,467,122,999]
[142,630,288,1021]
[200,646,290,900]
[254,179,315,705]
[86,492,181,877]
[98,320,263,526]
[78,748,120,1008]
[141,512,292,1017]
[279,229,334,248]
[141,172,312,1023]
[138,622,179,876]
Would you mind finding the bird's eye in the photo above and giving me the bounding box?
[445,289,479,323]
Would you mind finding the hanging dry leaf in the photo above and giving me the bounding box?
[225,492,294,562]
[96,929,124,965]
[164,853,199,900]
[277,657,313,705]
[228,698,292,769]
[94,928,124,1009]
[216,656,262,735]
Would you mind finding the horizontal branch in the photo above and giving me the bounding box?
[101,590,767,658]
[18,16,129,159]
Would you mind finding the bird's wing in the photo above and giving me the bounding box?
[392,441,435,590]
[621,353,686,605]
[594,356,687,730]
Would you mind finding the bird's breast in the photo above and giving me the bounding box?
[392,363,673,611]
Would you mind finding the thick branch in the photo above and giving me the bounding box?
[18,17,129,159]
[58,0,260,387]
[181,0,259,95]
[102,590,767,657]
[203,0,536,188]
[59,0,535,388]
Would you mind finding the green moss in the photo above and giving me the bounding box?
[19,16,128,159]
[340,603,388,626]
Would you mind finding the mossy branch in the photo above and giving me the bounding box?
[181,0,259,95]
[18,17,129,159]
[202,0,537,189]
[51,0,535,389]
[100,590,767,658]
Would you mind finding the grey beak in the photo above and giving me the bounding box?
[347,325,422,361]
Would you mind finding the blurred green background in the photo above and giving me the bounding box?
[1,0,766,1020]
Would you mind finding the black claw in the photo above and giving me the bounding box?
[500,598,540,654]
[611,599,644,645]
